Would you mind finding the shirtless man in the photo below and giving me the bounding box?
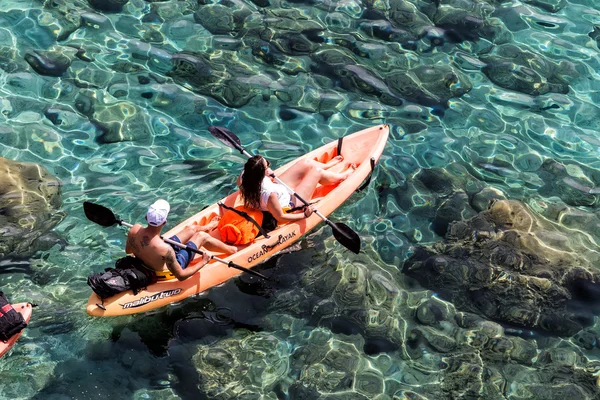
[125,200,237,281]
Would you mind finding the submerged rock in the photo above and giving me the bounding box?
[88,0,129,13]
[403,199,600,336]
[169,52,218,87]
[536,158,600,207]
[523,0,568,12]
[39,1,83,41]
[193,3,250,34]
[0,158,63,258]
[386,65,472,108]
[74,90,150,143]
[25,50,72,77]
[481,44,576,96]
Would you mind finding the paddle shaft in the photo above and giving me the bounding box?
[118,221,269,280]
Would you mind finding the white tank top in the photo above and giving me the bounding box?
[260,177,291,211]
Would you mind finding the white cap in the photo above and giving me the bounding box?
[147,199,170,226]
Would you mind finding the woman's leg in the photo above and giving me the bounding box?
[277,159,315,189]
[290,161,356,202]
[322,155,343,169]
[315,164,355,186]
[279,158,349,187]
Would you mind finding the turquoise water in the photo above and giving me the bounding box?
[2,0,600,398]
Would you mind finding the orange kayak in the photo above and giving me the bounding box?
[87,124,389,317]
[0,303,32,359]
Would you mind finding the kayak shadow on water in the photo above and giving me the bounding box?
[29,326,193,400]
[30,245,311,399]
[29,266,279,399]
[114,253,285,355]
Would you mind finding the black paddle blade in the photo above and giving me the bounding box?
[83,202,119,227]
[209,126,243,153]
[331,222,361,254]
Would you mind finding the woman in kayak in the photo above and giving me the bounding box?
[237,155,355,223]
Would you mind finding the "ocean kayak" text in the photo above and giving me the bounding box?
[247,232,297,263]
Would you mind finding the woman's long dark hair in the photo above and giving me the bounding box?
[240,155,266,209]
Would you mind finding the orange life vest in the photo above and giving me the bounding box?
[218,206,264,246]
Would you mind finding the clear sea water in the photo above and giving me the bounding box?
[2,0,600,398]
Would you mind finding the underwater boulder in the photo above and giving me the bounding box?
[193,3,251,34]
[168,52,219,88]
[93,102,150,144]
[436,16,485,42]
[358,20,414,44]
[536,158,599,207]
[248,38,308,74]
[481,44,572,96]
[471,187,507,212]
[210,77,261,108]
[589,25,600,50]
[272,76,348,117]
[523,0,567,12]
[261,8,325,32]
[339,65,403,106]
[74,89,150,143]
[271,32,317,55]
[39,1,83,41]
[311,48,358,81]
[404,199,600,336]
[88,0,129,13]
[0,157,63,258]
[428,0,504,43]
[388,0,432,31]
[25,49,73,77]
[387,65,472,108]
[416,298,448,325]
[414,168,456,195]
[192,330,292,398]
[432,191,477,236]
[0,45,21,73]
[440,353,484,398]
[483,62,552,96]
[194,5,235,34]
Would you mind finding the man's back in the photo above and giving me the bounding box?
[126,224,168,271]
[125,199,213,281]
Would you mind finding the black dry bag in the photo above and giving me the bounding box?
[87,256,154,299]
[0,292,27,342]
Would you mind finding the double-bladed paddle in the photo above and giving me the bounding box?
[209,126,361,254]
[83,201,270,281]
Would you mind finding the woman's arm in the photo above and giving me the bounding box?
[266,194,313,223]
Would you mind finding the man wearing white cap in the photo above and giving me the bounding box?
[125,199,237,281]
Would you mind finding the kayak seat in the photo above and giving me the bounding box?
[260,211,278,235]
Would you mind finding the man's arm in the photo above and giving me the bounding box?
[161,246,209,281]
[125,224,141,254]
